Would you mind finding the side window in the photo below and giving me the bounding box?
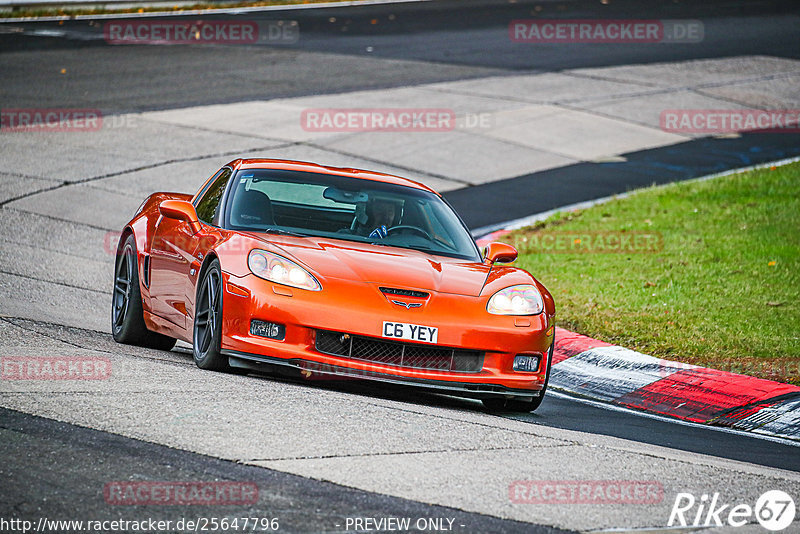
[195,168,232,226]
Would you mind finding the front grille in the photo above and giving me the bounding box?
[315,330,483,373]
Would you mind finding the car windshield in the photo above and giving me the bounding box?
[225,169,481,261]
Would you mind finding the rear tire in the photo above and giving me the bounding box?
[482,341,553,413]
[111,234,177,351]
[192,259,230,371]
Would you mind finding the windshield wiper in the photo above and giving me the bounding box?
[370,241,434,254]
[260,227,309,238]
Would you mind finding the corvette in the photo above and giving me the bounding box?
[112,159,555,411]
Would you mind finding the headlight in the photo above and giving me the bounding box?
[248,249,321,291]
[487,284,543,315]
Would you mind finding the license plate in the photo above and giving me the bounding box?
[382,322,438,344]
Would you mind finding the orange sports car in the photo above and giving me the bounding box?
[112,159,555,411]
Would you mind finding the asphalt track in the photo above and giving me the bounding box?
[1,0,799,111]
[2,0,800,532]
[1,406,560,534]
[1,388,798,532]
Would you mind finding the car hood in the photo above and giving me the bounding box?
[252,234,491,297]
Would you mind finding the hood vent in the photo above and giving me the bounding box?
[380,287,429,299]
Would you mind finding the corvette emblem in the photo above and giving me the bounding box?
[391,300,422,309]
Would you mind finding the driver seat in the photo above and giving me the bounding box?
[233,189,275,227]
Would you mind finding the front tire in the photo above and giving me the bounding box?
[192,259,229,371]
[482,341,554,413]
[111,234,176,351]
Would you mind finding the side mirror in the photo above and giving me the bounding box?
[159,200,201,234]
[484,242,518,264]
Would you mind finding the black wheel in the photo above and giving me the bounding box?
[112,234,176,351]
[192,259,229,371]
[482,341,554,413]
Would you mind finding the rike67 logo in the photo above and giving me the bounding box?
[669,490,795,531]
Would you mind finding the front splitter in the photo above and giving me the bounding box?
[222,349,542,400]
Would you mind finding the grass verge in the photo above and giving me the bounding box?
[1,0,353,19]
[508,161,800,385]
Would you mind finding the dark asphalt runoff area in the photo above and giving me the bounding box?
[2,0,799,531]
[451,131,800,231]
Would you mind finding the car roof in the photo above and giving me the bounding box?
[227,159,439,195]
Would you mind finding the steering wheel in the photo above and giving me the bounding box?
[386,225,432,240]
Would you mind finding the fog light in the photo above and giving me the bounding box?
[251,320,285,340]
[513,354,540,373]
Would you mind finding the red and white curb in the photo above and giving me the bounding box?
[474,158,800,442]
[549,328,800,441]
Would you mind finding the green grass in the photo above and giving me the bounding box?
[1,0,353,19]
[509,162,800,384]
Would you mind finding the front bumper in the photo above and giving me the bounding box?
[220,272,555,397]
[224,348,547,399]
